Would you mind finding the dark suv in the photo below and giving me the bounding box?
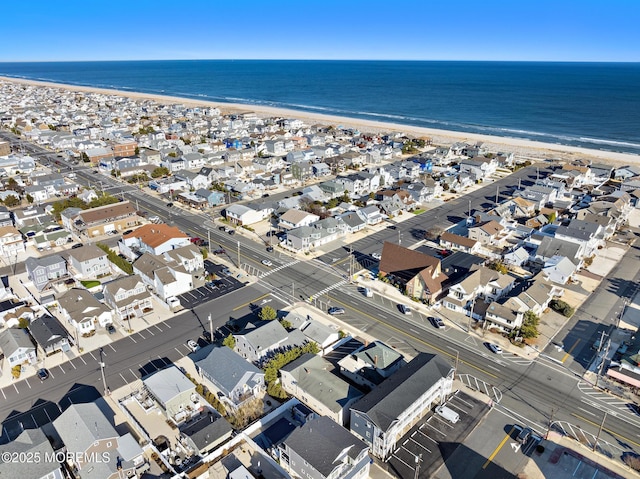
[517,427,532,444]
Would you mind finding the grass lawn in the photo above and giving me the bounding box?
[80,280,101,288]
[412,209,426,215]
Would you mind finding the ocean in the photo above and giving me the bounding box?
[1,60,639,155]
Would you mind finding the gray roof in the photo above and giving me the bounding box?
[179,412,233,452]
[0,428,59,478]
[58,288,110,319]
[194,346,263,397]
[28,314,69,349]
[282,354,363,413]
[25,254,65,270]
[0,328,34,356]
[143,365,195,404]
[353,341,405,370]
[350,353,453,431]
[66,244,107,262]
[284,416,368,477]
[536,236,581,264]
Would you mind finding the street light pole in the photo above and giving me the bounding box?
[99,348,108,395]
[593,411,607,452]
[208,313,214,343]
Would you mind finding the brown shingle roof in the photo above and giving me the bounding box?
[379,242,440,282]
[76,201,136,224]
[124,224,188,248]
[440,232,477,249]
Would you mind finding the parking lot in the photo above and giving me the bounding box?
[385,391,490,479]
[177,260,245,309]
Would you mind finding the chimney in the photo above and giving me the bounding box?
[374,355,378,367]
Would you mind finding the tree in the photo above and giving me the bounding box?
[520,311,540,339]
[81,152,89,163]
[222,334,236,349]
[200,247,208,259]
[18,317,29,329]
[26,194,34,204]
[487,261,509,274]
[151,166,170,178]
[3,195,20,207]
[279,319,292,330]
[547,212,557,223]
[258,306,277,321]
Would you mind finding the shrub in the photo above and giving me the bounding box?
[549,299,574,318]
[622,452,640,472]
[258,306,277,321]
[12,365,21,378]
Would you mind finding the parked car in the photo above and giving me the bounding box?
[363,287,373,298]
[328,307,345,315]
[266,246,274,252]
[218,226,226,231]
[517,426,533,444]
[488,343,503,354]
[187,340,199,353]
[222,268,232,276]
[399,304,412,315]
[123,230,133,235]
[261,259,273,267]
[428,316,445,329]
[371,252,382,260]
[228,229,236,235]
[202,331,212,343]
[106,324,116,334]
[213,249,226,255]
[37,368,49,381]
[71,243,83,249]
[167,202,174,207]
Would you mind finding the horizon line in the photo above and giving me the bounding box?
[0,58,639,64]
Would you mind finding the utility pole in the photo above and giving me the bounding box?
[208,313,214,343]
[454,350,459,380]
[237,240,240,268]
[545,408,556,439]
[596,335,611,389]
[99,348,108,395]
[467,296,476,333]
[292,282,295,299]
[495,185,499,205]
[207,229,211,255]
[593,411,607,452]
[413,453,422,479]
[348,244,354,283]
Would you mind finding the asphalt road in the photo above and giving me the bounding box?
[3,133,639,464]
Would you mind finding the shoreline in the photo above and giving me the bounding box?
[2,75,639,166]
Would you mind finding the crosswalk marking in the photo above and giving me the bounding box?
[309,280,347,300]
[260,260,300,278]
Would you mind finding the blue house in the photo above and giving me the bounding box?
[194,188,226,206]
[224,138,243,149]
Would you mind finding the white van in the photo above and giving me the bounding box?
[435,405,460,424]
[364,288,373,298]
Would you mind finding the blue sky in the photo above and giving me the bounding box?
[3,0,639,62]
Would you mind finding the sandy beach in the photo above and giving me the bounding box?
[2,75,639,167]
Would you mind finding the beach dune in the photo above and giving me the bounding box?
[2,75,639,166]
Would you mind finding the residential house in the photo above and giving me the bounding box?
[102,274,154,321]
[28,313,72,356]
[614,165,640,180]
[542,255,578,285]
[0,428,64,479]
[0,206,13,227]
[278,209,320,230]
[513,184,557,208]
[278,416,370,479]
[133,252,194,301]
[503,246,531,267]
[284,217,347,253]
[358,205,386,225]
[554,218,603,257]
[443,265,515,318]
[66,244,111,279]
[338,210,367,233]
[63,201,139,238]
[57,288,113,335]
[535,235,585,267]
[291,161,313,181]
[233,320,307,364]
[338,341,406,390]
[350,353,454,459]
[25,255,68,292]
[194,188,226,207]
[143,366,199,422]
[0,328,37,367]
[0,225,25,258]
[468,220,505,246]
[589,163,614,182]
[459,156,497,179]
[280,353,364,426]
[52,401,147,479]
[119,223,190,260]
[193,345,265,411]
[378,242,447,304]
[14,206,52,228]
[225,204,264,226]
[439,232,480,254]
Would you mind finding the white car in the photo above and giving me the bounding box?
[488,343,503,354]
[261,259,273,267]
[187,340,199,353]
[371,252,382,260]
[399,304,412,315]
